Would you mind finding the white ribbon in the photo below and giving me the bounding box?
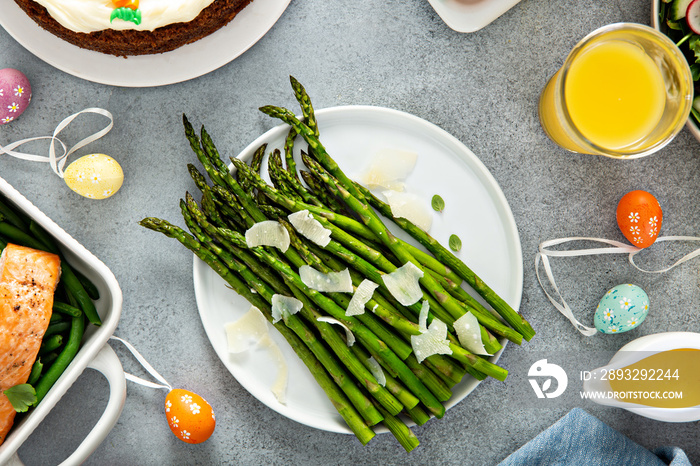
[110,336,173,392]
[0,108,113,178]
[535,236,700,336]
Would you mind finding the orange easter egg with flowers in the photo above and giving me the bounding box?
[616,190,662,249]
[164,389,216,444]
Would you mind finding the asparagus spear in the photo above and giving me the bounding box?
[283,126,300,182]
[289,75,320,138]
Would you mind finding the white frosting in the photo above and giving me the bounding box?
[32,0,216,33]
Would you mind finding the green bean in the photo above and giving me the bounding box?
[52,301,83,317]
[29,220,60,254]
[39,334,63,355]
[27,359,43,386]
[45,321,71,337]
[72,268,100,300]
[40,352,58,367]
[0,222,46,250]
[59,263,101,326]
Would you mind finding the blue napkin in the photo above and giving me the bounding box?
[498,408,691,465]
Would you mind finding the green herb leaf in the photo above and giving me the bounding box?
[689,35,700,63]
[3,384,37,413]
[692,63,700,81]
[431,195,445,212]
[448,234,462,252]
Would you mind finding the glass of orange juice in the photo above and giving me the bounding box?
[539,23,693,158]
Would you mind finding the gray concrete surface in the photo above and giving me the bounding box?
[2,0,699,464]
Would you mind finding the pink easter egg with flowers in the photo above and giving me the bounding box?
[0,68,32,125]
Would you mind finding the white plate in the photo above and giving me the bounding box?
[0,0,290,87]
[427,0,523,33]
[192,105,523,434]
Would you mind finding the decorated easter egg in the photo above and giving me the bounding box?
[594,284,649,334]
[616,190,662,249]
[0,69,31,125]
[164,389,216,444]
[64,154,124,199]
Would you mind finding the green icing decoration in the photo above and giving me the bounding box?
[110,7,142,26]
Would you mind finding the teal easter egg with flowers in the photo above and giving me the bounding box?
[594,284,649,334]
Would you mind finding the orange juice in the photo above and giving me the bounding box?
[564,40,665,150]
[538,23,693,158]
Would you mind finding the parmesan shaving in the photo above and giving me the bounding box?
[411,318,452,363]
[299,265,353,293]
[288,210,332,247]
[383,190,433,232]
[360,148,418,191]
[454,312,492,356]
[367,356,386,386]
[223,306,289,404]
[224,306,269,354]
[271,294,303,323]
[317,317,356,346]
[259,334,289,405]
[382,262,424,306]
[245,221,290,252]
[418,300,430,333]
[346,279,379,316]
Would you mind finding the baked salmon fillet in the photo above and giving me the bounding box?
[0,244,60,445]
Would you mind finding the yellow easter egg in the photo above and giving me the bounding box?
[64,154,124,199]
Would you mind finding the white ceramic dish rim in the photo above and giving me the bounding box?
[0,176,125,464]
[651,0,700,143]
[0,0,291,87]
[426,0,523,33]
[586,332,700,422]
[192,104,523,434]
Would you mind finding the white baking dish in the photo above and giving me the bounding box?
[0,175,125,465]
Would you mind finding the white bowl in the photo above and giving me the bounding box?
[583,332,700,422]
[0,176,126,465]
[652,0,700,143]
